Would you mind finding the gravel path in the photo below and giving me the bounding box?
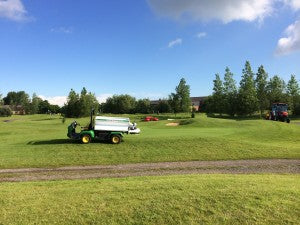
[0,159,299,182]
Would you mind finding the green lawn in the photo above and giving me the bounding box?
[0,174,299,224]
[0,114,299,168]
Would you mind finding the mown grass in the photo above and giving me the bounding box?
[0,113,299,168]
[0,174,299,224]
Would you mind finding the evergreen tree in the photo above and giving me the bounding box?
[212,73,224,114]
[255,65,269,117]
[65,89,80,117]
[30,93,42,114]
[175,78,191,112]
[287,74,300,114]
[237,61,258,115]
[169,93,180,116]
[79,87,99,117]
[223,67,237,116]
[267,75,287,104]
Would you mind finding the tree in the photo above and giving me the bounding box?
[287,74,300,114]
[3,91,30,113]
[79,87,99,117]
[38,100,52,114]
[63,88,98,117]
[135,99,151,114]
[0,94,3,106]
[30,93,43,114]
[64,89,80,117]
[255,65,269,117]
[155,99,172,113]
[175,78,191,112]
[0,107,12,117]
[237,61,259,115]
[267,75,287,104]
[211,73,225,114]
[223,67,237,116]
[103,95,136,114]
[169,93,180,116]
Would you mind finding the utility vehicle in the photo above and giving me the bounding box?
[67,110,140,144]
[266,103,290,123]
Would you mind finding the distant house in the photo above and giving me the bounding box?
[150,96,208,112]
[190,96,208,111]
[3,105,26,115]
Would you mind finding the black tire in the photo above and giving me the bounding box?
[111,134,122,144]
[81,134,91,144]
[287,118,290,123]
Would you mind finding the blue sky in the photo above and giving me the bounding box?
[0,0,300,105]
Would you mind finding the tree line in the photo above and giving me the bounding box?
[0,91,60,116]
[205,61,300,116]
[100,78,191,115]
[1,62,299,118]
[0,78,191,118]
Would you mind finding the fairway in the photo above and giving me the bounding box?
[0,174,299,224]
[0,114,299,168]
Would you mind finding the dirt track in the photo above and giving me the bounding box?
[0,159,299,182]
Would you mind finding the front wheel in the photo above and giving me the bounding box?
[287,118,290,123]
[111,134,122,144]
[81,134,91,144]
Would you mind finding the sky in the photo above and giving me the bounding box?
[0,0,300,106]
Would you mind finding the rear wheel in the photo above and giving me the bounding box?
[111,134,122,144]
[81,134,91,144]
[287,118,290,123]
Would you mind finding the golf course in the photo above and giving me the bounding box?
[0,114,299,224]
[0,114,299,168]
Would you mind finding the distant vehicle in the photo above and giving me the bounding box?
[266,103,290,123]
[67,110,140,144]
[144,116,159,122]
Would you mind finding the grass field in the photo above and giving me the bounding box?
[0,174,299,224]
[0,113,299,168]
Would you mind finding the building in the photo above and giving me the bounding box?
[3,105,26,115]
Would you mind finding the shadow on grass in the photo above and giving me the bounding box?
[32,118,59,122]
[27,139,76,145]
[27,139,112,145]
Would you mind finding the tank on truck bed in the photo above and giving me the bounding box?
[94,116,130,132]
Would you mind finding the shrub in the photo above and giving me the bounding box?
[179,119,196,125]
[0,107,12,117]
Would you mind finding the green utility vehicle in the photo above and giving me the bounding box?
[67,110,140,144]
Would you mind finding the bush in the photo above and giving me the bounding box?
[0,107,12,117]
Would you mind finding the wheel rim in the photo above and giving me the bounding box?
[82,135,90,143]
[112,136,119,144]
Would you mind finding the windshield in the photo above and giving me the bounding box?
[273,104,288,111]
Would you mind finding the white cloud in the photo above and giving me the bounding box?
[284,0,300,10]
[97,94,113,103]
[148,0,274,23]
[38,95,67,107]
[276,20,300,55]
[0,0,28,21]
[50,27,73,34]
[196,32,207,38]
[168,38,182,48]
